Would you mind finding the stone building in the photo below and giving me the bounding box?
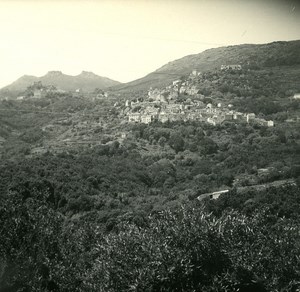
[141,115,153,124]
[128,113,141,123]
[221,65,242,70]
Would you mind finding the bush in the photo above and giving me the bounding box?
[87,207,300,291]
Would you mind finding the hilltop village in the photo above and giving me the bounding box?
[123,68,274,127]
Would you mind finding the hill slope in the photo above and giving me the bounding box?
[1,71,121,93]
[115,40,300,92]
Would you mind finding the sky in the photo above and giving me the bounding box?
[0,0,299,88]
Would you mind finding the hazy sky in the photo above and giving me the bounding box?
[0,0,299,88]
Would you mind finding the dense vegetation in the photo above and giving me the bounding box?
[0,118,299,230]
[1,184,300,291]
[1,44,300,290]
[0,113,300,290]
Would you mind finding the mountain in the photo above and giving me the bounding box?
[114,40,300,92]
[1,71,121,93]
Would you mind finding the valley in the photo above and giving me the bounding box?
[0,40,300,291]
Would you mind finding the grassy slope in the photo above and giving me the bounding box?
[114,40,300,92]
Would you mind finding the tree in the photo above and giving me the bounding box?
[158,136,167,147]
[0,190,63,291]
[169,132,185,153]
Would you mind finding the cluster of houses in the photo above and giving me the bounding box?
[125,70,274,127]
[146,70,205,104]
[220,64,242,71]
[32,86,65,98]
[16,82,65,100]
[127,100,274,127]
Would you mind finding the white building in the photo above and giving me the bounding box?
[246,113,256,123]
[128,113,140,123]
[221,65,242,70]
[191,70,198,76]
[141,115,152,124]
[293,93,300,99]
[197,189,229,201]
[158,112,169,123]
[173,80,181,86]
[207,117,216,126]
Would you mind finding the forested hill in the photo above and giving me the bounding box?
[114,40,300,91]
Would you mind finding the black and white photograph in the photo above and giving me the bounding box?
[0,0,300,291]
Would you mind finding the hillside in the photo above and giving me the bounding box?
[114,40,300,92]
[1,39,300,291]
[1,70,121,94]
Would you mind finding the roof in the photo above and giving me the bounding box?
[197,189,229,201]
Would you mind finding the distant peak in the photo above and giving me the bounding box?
[47,71,63,76]
[20,74,36,79]
[79,71,98,78]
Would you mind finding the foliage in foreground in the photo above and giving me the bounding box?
[88,206,300,292]
[1,187,300,291]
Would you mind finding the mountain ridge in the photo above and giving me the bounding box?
[1,71,121,93]
[1,40,300,95]
[114,40,300,92]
